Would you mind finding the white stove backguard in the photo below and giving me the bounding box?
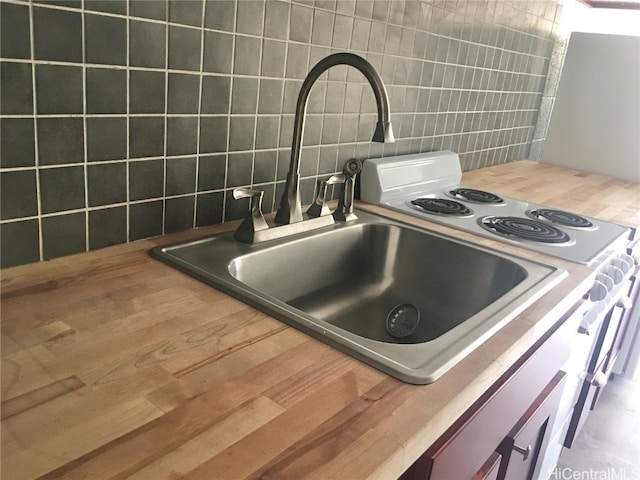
[360,151,462,205]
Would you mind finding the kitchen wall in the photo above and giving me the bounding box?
[0,0,566,268]
[541,32,640,183]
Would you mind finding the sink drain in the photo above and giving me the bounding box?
[386,303,420,338]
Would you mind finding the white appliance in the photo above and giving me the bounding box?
[360,151,631,266]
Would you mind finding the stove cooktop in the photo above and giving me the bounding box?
[360,151,630,266]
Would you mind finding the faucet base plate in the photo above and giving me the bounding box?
[234,213,335,244]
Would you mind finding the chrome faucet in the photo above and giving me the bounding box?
[232,52,394,244]
[274,52,395,225]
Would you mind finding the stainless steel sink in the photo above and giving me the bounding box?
[150,210,566,384]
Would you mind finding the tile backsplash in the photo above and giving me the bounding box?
[0,0,567,268]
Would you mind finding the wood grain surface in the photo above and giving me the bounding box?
[1,161,637,479]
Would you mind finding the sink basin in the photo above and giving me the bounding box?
[150,210,565,384]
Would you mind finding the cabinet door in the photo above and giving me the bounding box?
[497,371,566,480]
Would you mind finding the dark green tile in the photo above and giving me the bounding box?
[36,65,82,114]
[87,162,127,207]
[0,170,38,220]
[1,62,33,114]
[130,200,163,240]
[37,117,84,165]
[42,213,86,260]
[85,13,127,65]
[1,119,35,168]
[39,166,85,214]
[129,159,164,201]
[0,219,40,268]
[1,3,30,59]
[89,206,127,250]
[33,7,82,62]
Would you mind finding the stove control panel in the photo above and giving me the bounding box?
[615,253,636,274]
[587,253,637,306]
[590,274,613,302]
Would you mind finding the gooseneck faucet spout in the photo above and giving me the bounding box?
[274,52,395,225]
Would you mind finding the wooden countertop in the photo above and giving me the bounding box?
[1,161,638,479]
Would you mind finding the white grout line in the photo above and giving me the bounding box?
[125,0,131,243]
[81,0,89,253]
[27,0,43,261]
[192,0,206,228]
[161,0,168,235]
[219,0,238,223]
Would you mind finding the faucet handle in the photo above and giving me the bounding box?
[307,174,345,218]
[232,188,269,243]
[334,158,362,222]
[233,187,262,201]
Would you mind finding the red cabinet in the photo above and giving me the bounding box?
[496,371,566,480]
[472,452,501,480]
[403,300,584,480]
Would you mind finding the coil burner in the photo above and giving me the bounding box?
[480,216,574,245]
[362,153,630,265]
[527,208,595,230]
[411,198,472,216]
[448,188,504,204]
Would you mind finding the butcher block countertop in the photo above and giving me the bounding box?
[1,161,639,479]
